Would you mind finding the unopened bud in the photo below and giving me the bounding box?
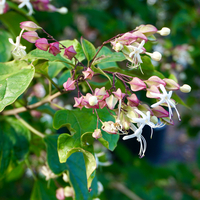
[56,7,68,14]
[64,186,74,197]
[146,51,162,61]
[157,27,171,36]
[22,31,40,43]
[62,173,69,182]
[114,42,123,52]
[35,38,49,51]
[150,116,158,124]
[180,84,191,93]
[89,96,98,106]
[20,21,41,31]
[63,45,77,60]
[92,129,102,139]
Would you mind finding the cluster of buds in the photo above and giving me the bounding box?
[110,25,170,69]
[0,0,68,16]
[19,21,77,59]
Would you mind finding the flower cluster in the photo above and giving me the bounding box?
[111,25,170,69]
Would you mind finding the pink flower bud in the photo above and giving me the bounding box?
[145,76,166,87]
[163,78,180,90]
[20,21,41,31]
[152,106,169,118]
[127,94,140,107]
[89,96,98,106]
[63,45,77,60]
[92,129,102,139]
[82,68,94,80]
[22,31,40,43]
[94,87,109,100]
[49,42,61,56]
[63,78,76,91]
[112,88,125,100]
[128,77,146,91]
[56,188,65,200]
[146,85,160,98]
[84,93,99,109]
[74,96,85,109]
[35,38,49,51]
[106,95,118,109]
[136,24,158,37]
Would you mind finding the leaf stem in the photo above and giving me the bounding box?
[25,159,37,181]
[46,75,62,92]
[15,114,45,138]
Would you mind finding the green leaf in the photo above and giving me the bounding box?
[0,60,35,112]
[67,152,90,200]
[33,59,49,76]
[25,49,74,69]
[30,180,57,200]
[48,62,65,79]
[60,39,85,62]
[96,46,120,69]
[58,70,71,86]
[44,135,68,174]
[0,30,12,62]
[93,52,126,65]
[0,117,30,179]
[81,37,96,61]
[54,108,119,151]
[172,93,190,109]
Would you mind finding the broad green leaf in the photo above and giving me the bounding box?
[30,180,57,200]
[33,59,49,76]
[93,47,125,66]
[60,39,85,62]
[25,49,74,69]
[0,117,30,179]
[0,30,12,62]
[48,62,65,79]
[54,108,119,151]
[44,135,68,174]
[81,37,96,61]
[0,60,35,112]
[96,46,119,69]
[67,152,90,200]
[172,93,190,109]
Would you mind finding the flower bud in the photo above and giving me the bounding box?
[89,96,98,106]
[64,186,74,197]
[82,68,94,80]
[49,42,61,56]
[113,88,126,100]
[101,121,118,134]
[146,51,162,61]
[20,21,41,31]
[106,95,118,109]
[136,24,158,37]
[157,27,171,36]
[150,116,158,124]
[127,94,140,107]
[63,45,77,60]
[22,31,40,43]
[180,84,191,93]
[92,129,102,139]
[163,78,180,90]
[62,173,69,182]
[114,42,123,52]
[56,188,65,200]
[152,106,169,118]
[128,77,146,91]
[35,38,49,51]
[63,78,76,91]
[56,7,68,14]
[145,76,166,87]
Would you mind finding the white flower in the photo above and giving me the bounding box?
[150,84,181,121]
[41,166,57,180]
[8,29,27,58]
[0,0,6,14]
[128,40,145,67]
[123,110,156,157]
[18,0,34,16]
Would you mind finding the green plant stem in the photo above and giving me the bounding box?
[1,90,66,116]
[15,114,45,138]
[49,79,52,96]
[51,103,65,110]
[110,182,143,200]
[46,75,62,92]
[25,159,37,181]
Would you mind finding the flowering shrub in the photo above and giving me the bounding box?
[0,16,192,200]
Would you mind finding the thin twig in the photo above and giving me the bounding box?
[1,90,66,116]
